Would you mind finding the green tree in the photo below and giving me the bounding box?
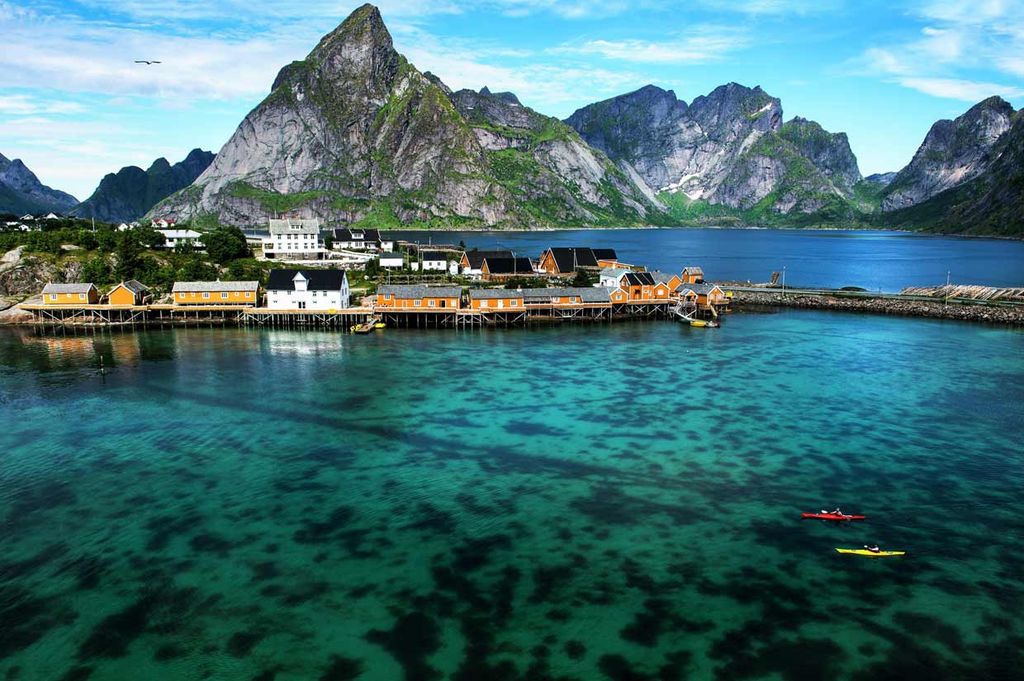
[364,258,380,279]
[323,233,334,250]
[204,226,250,263]
[571,268,596,287]
[177,254,218,282]
[80,255,112,286]
[114,232,143,281]
[134,224,166,248]
[76,230,98,250]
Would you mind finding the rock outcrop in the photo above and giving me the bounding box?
[566,84,860,215]
[72,149,214,222]
[884,109,1024,236]
[0,153,78,215]
[152,4,660,228]
[881,97,1014,211]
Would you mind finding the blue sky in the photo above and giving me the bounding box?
[1,0,1022,199]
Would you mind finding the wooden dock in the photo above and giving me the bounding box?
[17,298,713,330]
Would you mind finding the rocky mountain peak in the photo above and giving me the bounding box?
[0,153,78,214]
[881,96,1015,211]
[688,82,782,136]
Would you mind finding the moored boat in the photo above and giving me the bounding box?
[351,322,374,334]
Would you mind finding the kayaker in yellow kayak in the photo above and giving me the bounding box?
[864,544,881,553]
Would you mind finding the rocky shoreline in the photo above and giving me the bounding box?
[731,290,1024,325]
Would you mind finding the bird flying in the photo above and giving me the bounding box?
[134,60,161,65]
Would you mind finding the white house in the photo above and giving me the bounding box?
[266,269,349,310]
[152,218,176,229]
[599,267,631,288]
[20,214,34,221]
[420,251,448,271]
[263,218,325,260]
[157,229,203,249]
[332,228,381,251]
[117,223,131,232]
[44,213,60,220]
[379,253,404,269]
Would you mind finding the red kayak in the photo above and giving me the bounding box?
[801,512,866,521]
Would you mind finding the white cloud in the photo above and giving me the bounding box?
[897,77,1024,101]
[856,1,1024,102]
[0,95,85,115]
[556,27,747,64]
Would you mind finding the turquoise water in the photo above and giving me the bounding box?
[1,312,1022,681]
[390,228,1024,291]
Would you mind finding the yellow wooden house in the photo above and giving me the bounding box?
[375,285,463,309]
[172,281,260,306]
[42,283,99,305]
[107,280,150,306]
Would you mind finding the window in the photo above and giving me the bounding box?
[50,294,58,301]
[480,300,488,308]
[428,300,435,307]
[511,300,518,307]
[203,292,210,299]
[221,292,228,299]
[79,293,86,300]
[414,300,421,307]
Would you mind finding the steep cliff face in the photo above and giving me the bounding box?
[881,97,1014,211]
[72,149,214,222]
[152,4,659,228]
[885,110,1024,236]
[450,87,660,221]
[0,154,78,215]
[566,83,860,215]
[778,118,861,192]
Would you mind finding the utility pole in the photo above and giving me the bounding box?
[945,270,950,307]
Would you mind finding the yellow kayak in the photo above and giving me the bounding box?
[836,548,906,557]
[690,319,708,327]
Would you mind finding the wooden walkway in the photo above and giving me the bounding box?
[19,298,721,330]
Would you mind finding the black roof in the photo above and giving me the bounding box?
[421,251,448,261]
[333,228,381,241]
[623,271,655,286]
[463,249,513,269]
[483,257,534,274]
[545,247,616,271]
[267,269,347,291]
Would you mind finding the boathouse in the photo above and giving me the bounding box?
[538,247,618,275]
[678,282,727,308]
[107,280,150,306]
[266,270,350,311]
[620,271,672,301]
[468,289,525,309]
[172,281,260,306]
[650,271,683,292]
[681,267,705,284]
[522,287,612,305]
[480,257,535,281]
[42,283,99,305]
[460,250,513,277]
[376,285,463,309]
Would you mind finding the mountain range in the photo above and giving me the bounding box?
[70,149,215,223]
[0,153,78,215]
[3,3,1021,236]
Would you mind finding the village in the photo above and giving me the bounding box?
[18,218,732,329]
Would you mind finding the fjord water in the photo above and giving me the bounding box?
[392,228,1024,291]
[1,312,1022,681]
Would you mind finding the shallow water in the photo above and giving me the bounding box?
[390,227,1024,291]
[0,312,1022,681]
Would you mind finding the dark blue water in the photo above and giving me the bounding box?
[391,228,1024,291]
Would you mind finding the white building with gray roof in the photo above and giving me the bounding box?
[263,218,325,260]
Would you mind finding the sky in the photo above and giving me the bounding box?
[1,0,1022,200]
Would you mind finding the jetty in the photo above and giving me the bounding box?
[729,286,1024,325]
